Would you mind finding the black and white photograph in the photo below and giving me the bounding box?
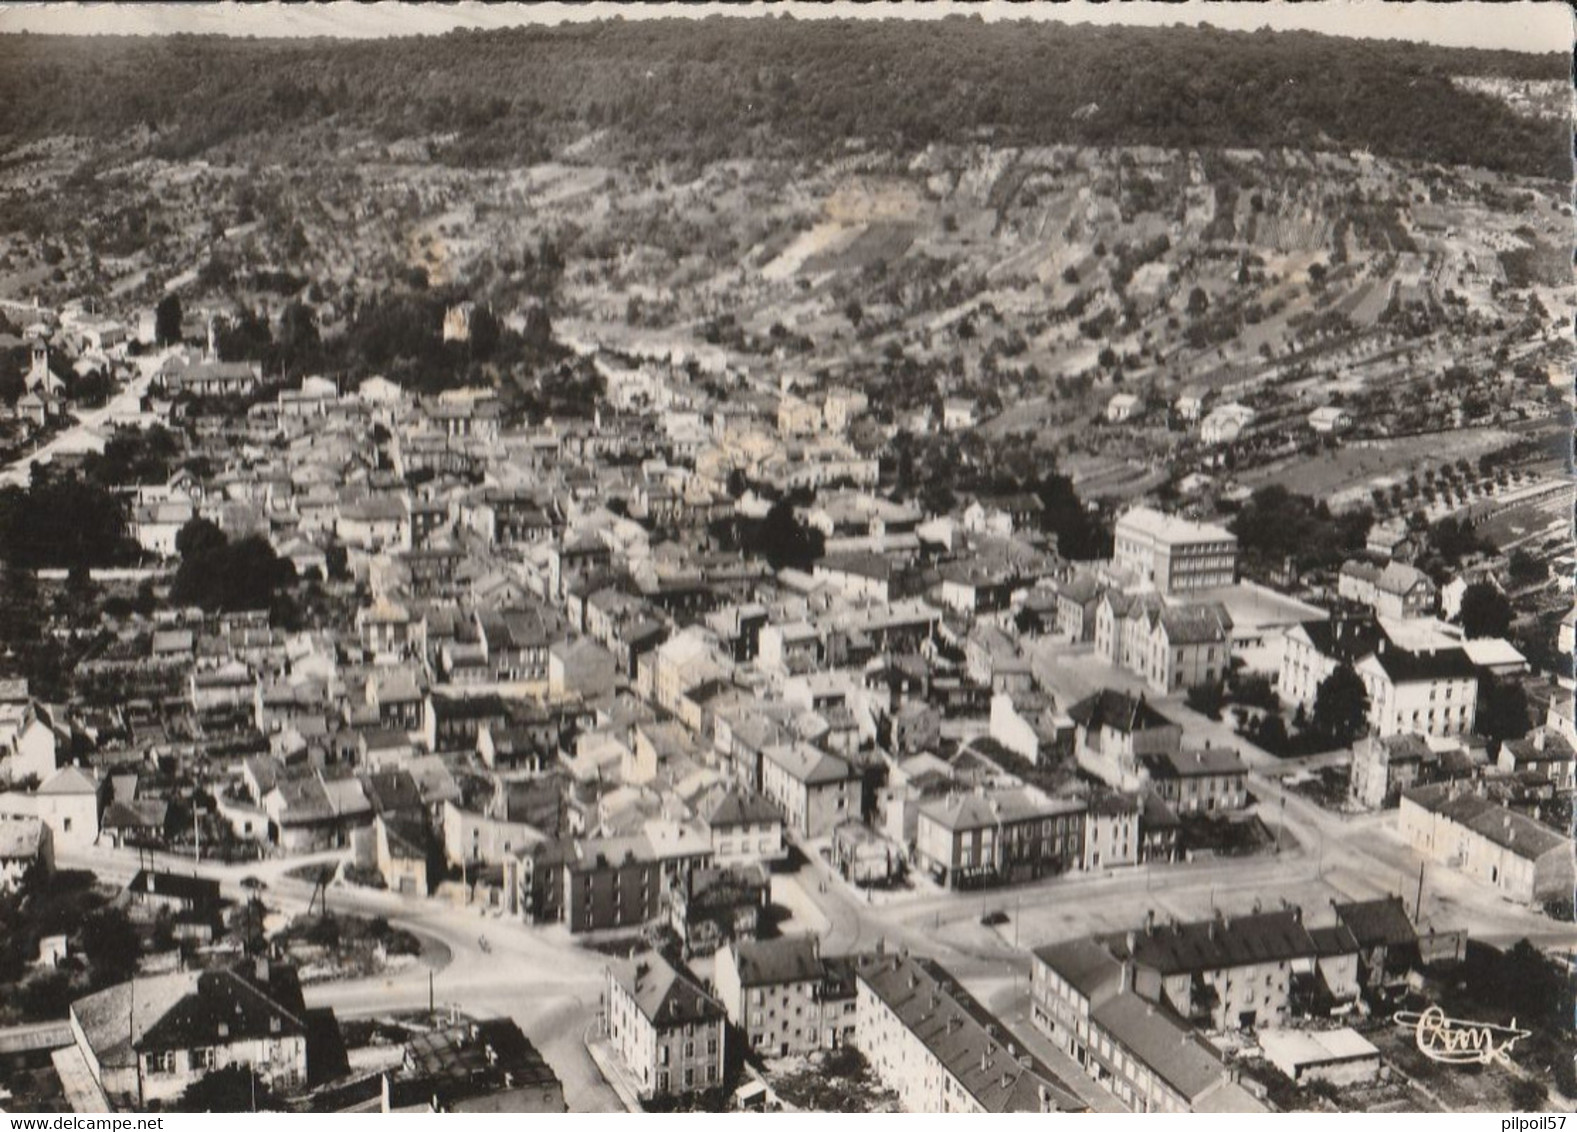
[0,0,1569,1117]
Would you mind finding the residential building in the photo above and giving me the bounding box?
[1029,937,1265,1113]
[853,951,1084,1113]
[1082,793,1139,871]
[714,935,854,1058]
[698,789,786,867]
[605,951,726,1101]
[68,960,313,1108]
[1355,644,1478,740]
[1338,560,1437,619]
[564,835,662,933]
[759,743,862,838]
[913,789,1084,889]
[1138,747,1249,814]
[1398,782,1574,904]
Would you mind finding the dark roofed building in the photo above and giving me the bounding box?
[854,950,1085,1113]
[606,950,726,1100]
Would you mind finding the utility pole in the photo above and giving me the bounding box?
[429,969,435,1016]
[1414,862,1425,921]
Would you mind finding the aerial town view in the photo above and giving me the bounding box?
[0,1,1569,1118]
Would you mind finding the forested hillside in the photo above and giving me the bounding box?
[0,18,1566,177]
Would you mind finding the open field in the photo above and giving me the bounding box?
[1240,427,1521,503]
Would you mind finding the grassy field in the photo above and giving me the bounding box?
[1240,427,1519,502]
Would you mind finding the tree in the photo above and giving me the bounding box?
[1458,582,1513,639]
[1478,677,1530,754]
[1312,663,1370,748]
[175,1066,279,1113]
[844,299,863,328]
[172,523,297,617]
[155,293,183,347]
[79,906,140,984]
[1508,549,1548,586]
[176,517,227,562]
[755,500,823,572]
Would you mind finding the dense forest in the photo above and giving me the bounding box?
[0,18,1566,178]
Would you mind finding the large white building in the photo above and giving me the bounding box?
[1113,508,1238,594]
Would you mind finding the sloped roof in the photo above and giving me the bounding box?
[730,935,823,988]
[1067,690,1177,735]
[611,950,724,1028]
[72,962,306,1071]
[38,766,98,795]
[702,789,781,830]
[854,953,1084,1112]
[1333,897,1417,951]
[1108,910,1317,976]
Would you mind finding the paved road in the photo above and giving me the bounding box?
[60,843,625,1113]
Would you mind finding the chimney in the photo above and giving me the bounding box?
[255,957,269,982]
[1533,730,1546,752]
[1145,908,1156,935]
[1291,905,1302,924]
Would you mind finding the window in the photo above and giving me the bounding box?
[191,1047,216,1071]
[684,1068,695,1089]
[657,1072,669,1094]
[148,1051,178,1075]
[707,1038,718,1056]
[684,1041,695,1058]
[659,1045,670,1066]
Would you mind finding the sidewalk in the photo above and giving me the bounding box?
[584,1034,644,1113]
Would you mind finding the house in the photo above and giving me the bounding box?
[1399,782,1574,904]
[1112,508,1237,594]
[670,863,769,957]
[605,950,727,1101]
[914,789,1084,889]
[1138,747,1249,814]
[714,935,854,1059]
[1068,690,1183,785]
[1106,393,1141,423]
[1029,936,1266,1113]
[1366,518,1417,562]
[698,789,786,868]
[1308,406,1353,435]
[1199,403,1255,446]
[1332,897,1419,989]
[0,766,102,850]
[391,1019,565,1113]
[1175,389,1207,423]
[1497,729,1575,790]
[941,398,977,431]
[67,960,313,1108]
[1338,560,1437,619]
[0,816,52,890]
[759,743,862,838]
[1051,574,1105,642]
[1108,908,1325,1032]
[1083,793,1139,871]
[374,814,431,896]
[1349,733,1449,810]
[0,699,57,783]
[854,951,1084,1113]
